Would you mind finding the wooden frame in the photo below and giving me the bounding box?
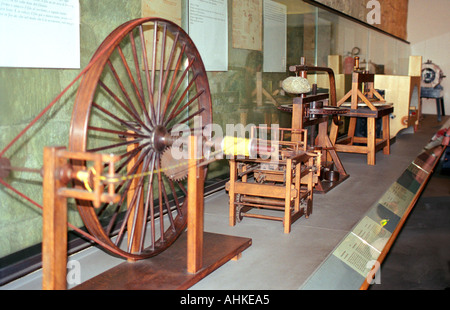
[330,59,393,166]
[226,128,318,233]
[42,138,251,290]
[287,58,349,191]
[42,147,68,290]
[42,147,121,289]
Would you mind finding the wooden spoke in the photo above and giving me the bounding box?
[68,18,212,260]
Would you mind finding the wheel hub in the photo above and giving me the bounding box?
[149,125,171,153]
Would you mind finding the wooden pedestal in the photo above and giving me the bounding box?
[72,232,252,290]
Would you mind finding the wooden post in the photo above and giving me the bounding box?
[382,115,390,155]
[228,159,237,227]
[367,118,376,165]
[42,147,67,290]
[283,158,292,234]
[127,135,144,259]
[187,135,204,274]
[291,97,304,143]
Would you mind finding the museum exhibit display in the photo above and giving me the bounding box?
[420,60,446,122]
[226,127,320,233]
[330,56,393,165]
[1,0,448,292]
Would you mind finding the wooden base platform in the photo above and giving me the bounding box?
[72,232,252,290]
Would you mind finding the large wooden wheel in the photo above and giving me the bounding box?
[68,18,212,260]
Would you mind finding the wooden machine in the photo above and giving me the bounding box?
[225,57,349,233]
[0,18,252,290]
[312,55,422,138]
[330,56,394,165]
[225,128,320,233]
[280,57,349,192]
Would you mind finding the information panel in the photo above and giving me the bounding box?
[0,0,80,69]
[188,0,228,71]
[263,0,286,72]
[301,144,445,290]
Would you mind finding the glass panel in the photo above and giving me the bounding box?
[0,0,413,276]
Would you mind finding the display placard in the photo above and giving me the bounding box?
[0,0,80,69]
[263,0,286,72]
[188,0,228,71]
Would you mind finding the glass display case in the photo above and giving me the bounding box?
[0,0,413,282]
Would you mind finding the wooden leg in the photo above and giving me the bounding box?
[382,115,390,155]
[42,147,67,290]
[127,138,144,259]
[306,157,314,218]
[284,159,292,234]
[228,159,237,227]
[329,121,339,146]
[317,121,329,163]
[348,117,357,144]
[367,118,376,165]
[291,102,304,143]
[325,135,347,177]
[294,162,301,213]
[187,135,204,274]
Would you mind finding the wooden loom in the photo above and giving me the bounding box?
[225,128,320,233]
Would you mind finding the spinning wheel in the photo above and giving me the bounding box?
[69,18,212,260]
[0,17,253,291]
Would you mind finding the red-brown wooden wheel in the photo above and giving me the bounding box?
[69,18,212,260]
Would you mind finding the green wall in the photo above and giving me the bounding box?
[0,0,289,260]
[0,0,141,259]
